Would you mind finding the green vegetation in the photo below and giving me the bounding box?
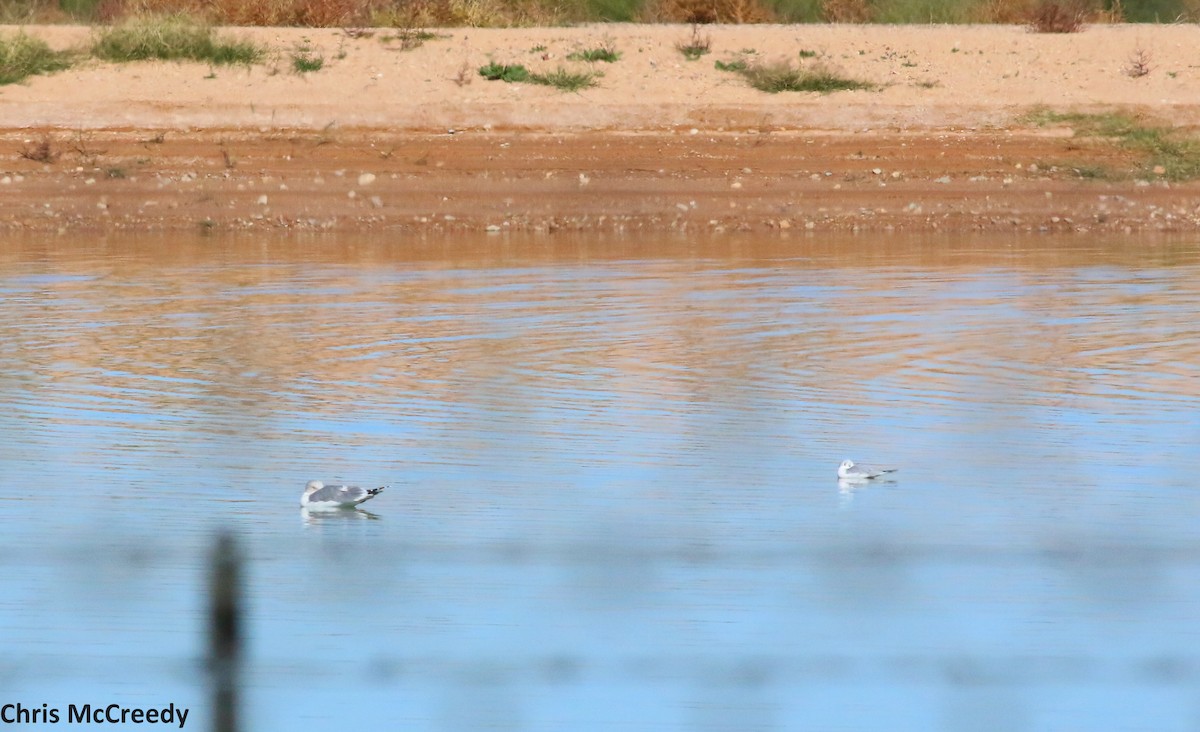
[582,0,641,21]
[530,66,601,91]
[714,58,748,73]
[379,29,441,51]
[872,0,976,22]
[91,15,265,65]
[745,60,876,93]
[478,62,600,91]
[3,0,1200,26]
[1069,163,1113,179]
[478,61,530,82]
[0,1,40,23]
[1026,109,1200,180]
[291,43,324,73]
[716,56,875,93]
[292,52,324,72]
[568,44,621,63]
[676,25,711,60]
[0,31,73,86]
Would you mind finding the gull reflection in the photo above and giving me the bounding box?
[838,478,868,495]
[837,478,867,508]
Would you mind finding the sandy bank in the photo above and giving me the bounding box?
[2,24,1199,233]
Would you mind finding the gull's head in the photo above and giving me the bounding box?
[304,480,324,495]
[840,460,855,470]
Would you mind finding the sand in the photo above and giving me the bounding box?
[2,23,1199,233]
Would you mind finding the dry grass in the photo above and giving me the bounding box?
[642,0,773,23]
[91,14,265,64]
[1124,46,1151,77]
[1026,0,1090,31]
[15,0,1195,26]
[369,0,566,26]
[973,0,1034,22]
[81,0,553,26]
[1092,0,1125,21]
[675,24,712,60]
[99,0,374,25]
[18,134,60,163]
[820,0,873,22]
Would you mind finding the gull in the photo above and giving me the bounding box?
[301,480,386,509]
[837,460,897,481]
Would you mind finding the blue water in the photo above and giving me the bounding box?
[1,232,1198,731]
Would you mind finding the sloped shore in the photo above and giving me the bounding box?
[2,24,1199,233]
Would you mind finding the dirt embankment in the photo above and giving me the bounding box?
[2,24,1199,233]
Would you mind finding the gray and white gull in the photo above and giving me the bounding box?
[301,480,386,509]
[837,460,897,481]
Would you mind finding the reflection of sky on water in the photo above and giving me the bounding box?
[1,233,1199,731]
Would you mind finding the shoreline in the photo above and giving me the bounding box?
[3,126,1197,234]
[3,24,1200,233]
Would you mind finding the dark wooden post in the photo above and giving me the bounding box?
[209,532,242,732]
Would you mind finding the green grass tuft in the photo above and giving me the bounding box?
[292,48,324,73]
[479,62,600,91]
[380,29,440,51]
[530,67,601,91]
[91,15,265,66]
[1070,164,1115,180]
[0,31,73,86]
[478,61,530,82]
[717,57,874,93]
[748,61,874,93]
[568,46,620,63]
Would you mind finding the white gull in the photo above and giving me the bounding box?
[301,480,386,508]
[837,460,897,481]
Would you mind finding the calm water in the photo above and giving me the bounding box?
[1,233,1199,731]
